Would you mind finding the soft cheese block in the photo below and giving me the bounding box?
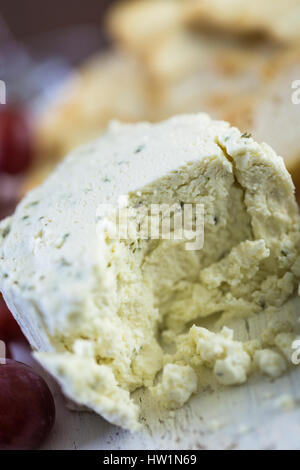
[1,114,300,430]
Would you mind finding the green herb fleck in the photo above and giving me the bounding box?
[241,132,252,139]
[134,144,145,154]
[26,200,40,208]
[60,258,71,267]
[1,226,10,238]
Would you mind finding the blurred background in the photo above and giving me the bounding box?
[1,0,113,43]
[0,0,115,88]
[0,0,300,350]
[0,0,116,219]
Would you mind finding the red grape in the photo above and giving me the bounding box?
[0,296,25,341]
[0,360,55,449]
[0,107,33,174]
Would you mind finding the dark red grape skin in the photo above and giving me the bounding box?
[0,296,26,341]
[0,360,55,450]
[0,107,33,174]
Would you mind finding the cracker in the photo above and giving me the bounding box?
[185,0,300,44]
[141,27,278,86]
[151,31,279,116]
[107,0,184,56]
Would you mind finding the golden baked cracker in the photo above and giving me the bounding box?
[151,31,279,83]
[185,0,300,44]
[107,0,184,57]
[142,28,213,85]
[151,30,280,116]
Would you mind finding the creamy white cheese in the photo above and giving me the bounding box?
[254,349,287,379]
[171,326,252,385]
[151,364,197,409]
[0,114,300,430]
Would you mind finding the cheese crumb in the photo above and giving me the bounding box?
[254,349,287,378]
[190,326,251,385]
[274,332,299,362]
[151,364,197,409]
